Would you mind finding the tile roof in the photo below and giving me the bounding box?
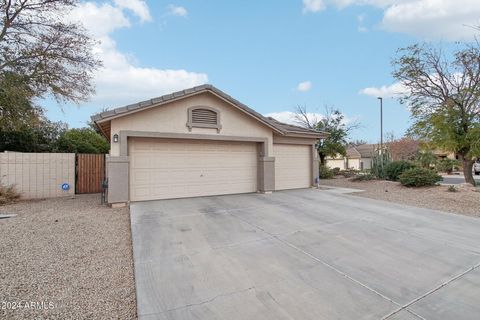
[91,84,327,137]
[347,144,376,158]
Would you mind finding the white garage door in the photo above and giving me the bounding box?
[274,144,311,190]
[129,138,258,201]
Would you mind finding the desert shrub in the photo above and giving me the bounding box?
[332,167,341,175]
[0,184,20,205]
[436,158,460,174]
[319,165,334,179]
[339,169,357,178]
[398,168,442,187]
[351,173,376,181]
[447,185,457,192]
[385,160,415,181]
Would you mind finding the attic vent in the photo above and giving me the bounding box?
[187,106,222,132]
[192,108,217,125]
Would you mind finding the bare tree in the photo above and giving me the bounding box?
[0,0,101,103]
[293,104,320,129]
[393,41,480,185]
[294,105,360,164]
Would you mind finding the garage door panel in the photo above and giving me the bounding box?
[274,144,311,190]
[129,138,258,201]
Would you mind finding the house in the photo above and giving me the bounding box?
[326,144,376,170]
[92,84,327,206]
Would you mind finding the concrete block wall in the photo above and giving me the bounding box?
[0,152,75,199]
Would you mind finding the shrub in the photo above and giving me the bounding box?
[319,165,334,179]
[332,167,341,175]
[447,185,457,192]
[398,168,442,187]
[0,184,20,205]
[436,158,460,174]
[351,173,376,181]
[385,160,415,181]
[339,169,357,178]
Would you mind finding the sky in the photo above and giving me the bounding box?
[43,0,480,143]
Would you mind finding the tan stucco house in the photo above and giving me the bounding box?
[92,85,327,206]
[326,144,376,170]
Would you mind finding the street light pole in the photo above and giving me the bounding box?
[377,97,383,152]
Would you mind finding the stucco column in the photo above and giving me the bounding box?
[258,156,275,192]
[106,155,129,205]
[312,144,319,186]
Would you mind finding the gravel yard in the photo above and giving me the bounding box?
[320,176,480,217]
[0,194,136,319]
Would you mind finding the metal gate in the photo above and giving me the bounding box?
[76,154,106,194]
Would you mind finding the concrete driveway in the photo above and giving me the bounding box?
[130,189,480,320]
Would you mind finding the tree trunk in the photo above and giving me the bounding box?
[463,159,476,186]
[319,153,326,166]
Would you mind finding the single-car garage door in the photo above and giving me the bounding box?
[129,138,258,201]
[274,144,311,190]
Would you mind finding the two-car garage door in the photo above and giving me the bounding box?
[129,138,258,201]
[129,138,313,201]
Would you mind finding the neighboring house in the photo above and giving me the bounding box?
[433,149,458,160]
[326,144,376,170]
[92,84,327,206]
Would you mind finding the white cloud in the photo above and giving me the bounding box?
[69,3,130,37]
[297,81,312,92]
[381,0,480,40]
[168,4,188,17]
[68,2,207,107]
[359,82,407,98]
[303,0,480,40]
[303,0,325,13]
[114,0,152,22]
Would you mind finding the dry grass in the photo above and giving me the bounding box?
[320,176,480,217]
[0,184,21,205]
[0,194,136,319]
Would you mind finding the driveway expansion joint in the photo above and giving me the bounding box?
[227,210,404,309]
[382,260,480,320]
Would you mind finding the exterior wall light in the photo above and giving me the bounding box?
[113,134,119,143]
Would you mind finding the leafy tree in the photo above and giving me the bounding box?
[56,128,109,154]
[393,42,480,185]
[415,150,437,169]
[0,0,101,103]
[294,106,359,164]
[0,117,67,152]
[0,72,68,152]
[0,72,42,130]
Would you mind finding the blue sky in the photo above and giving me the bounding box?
[44,0,480,143]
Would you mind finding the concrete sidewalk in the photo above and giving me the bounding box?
[130,189,480,320]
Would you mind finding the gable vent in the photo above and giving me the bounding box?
[187,106,222,132]
[192,108,217,125]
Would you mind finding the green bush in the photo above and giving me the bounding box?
[319,165,334,179]
[399,167,442,187]
[332,167,341,175]
[447,185,457,192]
[385,160,415,181]
[436,158,459,174]
[351,173,376,181]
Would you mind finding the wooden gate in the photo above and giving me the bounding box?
[76,154,106,194]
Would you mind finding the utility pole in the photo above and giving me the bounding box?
[377,97,383,152]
